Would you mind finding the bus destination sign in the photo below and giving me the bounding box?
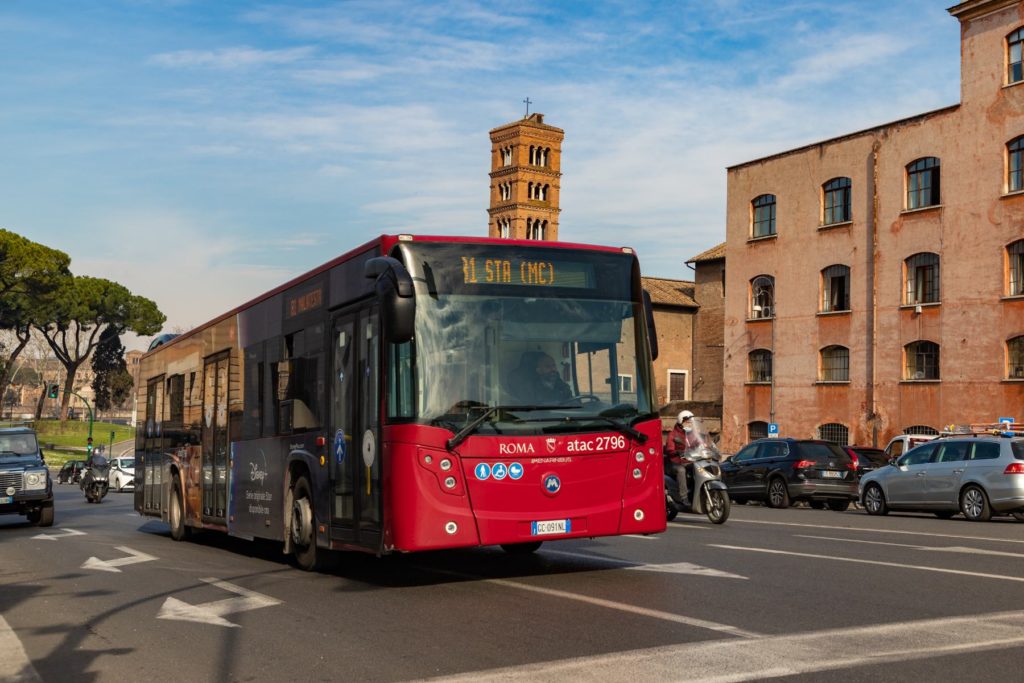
[286,286,323,319]
[460,256,595,289]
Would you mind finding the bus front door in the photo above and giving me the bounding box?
[330,308,382,550]
[201,352,230,523]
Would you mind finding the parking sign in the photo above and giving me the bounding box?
[767,423,779,439]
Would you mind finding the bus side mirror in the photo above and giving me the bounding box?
[364,256,416,343]
[642,289,658,361]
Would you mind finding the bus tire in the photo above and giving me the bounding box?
[169,477,190,542]
[291,476,321,571]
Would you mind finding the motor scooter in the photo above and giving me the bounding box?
[80,454,110,504]
[664,418,730,524]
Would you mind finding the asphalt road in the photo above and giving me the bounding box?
[2,488,1023,682]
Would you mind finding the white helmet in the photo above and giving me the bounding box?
[677,410,694,424]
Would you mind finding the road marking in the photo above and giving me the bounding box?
[668,522,711,530]
[622,534,659,540]
[796,534,1024,558]
[82,546,157,573]
[0,615,40,683]
[428,609,1024,682]
[711,545,1024,583]
[541,549,748,579]
[31,528,85,541]
[157,577,281,628]
[733,518,1024,544]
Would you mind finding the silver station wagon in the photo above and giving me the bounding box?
[859,435,1024,522]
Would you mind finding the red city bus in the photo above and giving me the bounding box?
[135,234,665,569]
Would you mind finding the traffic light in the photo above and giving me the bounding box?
[86,436,93,453]
[47,384,59,399]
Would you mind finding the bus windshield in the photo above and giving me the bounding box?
[391,243,656,435]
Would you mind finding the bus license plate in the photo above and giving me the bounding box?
[531,519,571,536]
[821,470,843,479]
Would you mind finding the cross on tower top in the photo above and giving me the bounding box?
[523,97,532,117]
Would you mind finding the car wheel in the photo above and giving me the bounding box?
[809,500,826,510]
[934,511,955,520]
[291,476,323,571]
[766,478,790,508]
[666,499,679,522]
[827,499,851,512]
[863,484,888,516]
[36,504,54,527]
[960,485,992,522]
[169,477,190,541]
[501,542,543,554]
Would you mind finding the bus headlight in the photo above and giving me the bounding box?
[444,521,458,534]
[634,509,645,521]
[444,476,457,489]
[23,469,47,490]
[632,468,642,479]
[635,451,645,462]
[440,459,452,471]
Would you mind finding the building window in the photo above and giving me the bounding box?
[1008,336,1024,379]
[822,177,851,225]
[819,346,850,382]
[526,219,546,240]
[748,421,768,440]
[1009,28,1024,84]
[821,264,850,312]
[817,423,849,446]
[904,340,940,380]
[618,374,634,393]
[906,157,940,209]
[1008,240,1024,296]
[751,194,776,238]
[1009,137,1024,192]
[502,146,512,167]
[498,217,511,239]
[904,252,940,304]
[748,349,772,383]
[904,425,939,436]
[750,275,774,319]
[668,370,687,401]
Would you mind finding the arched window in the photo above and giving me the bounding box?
[748,349,773,383]
[904,425,939,436]
[905,253,940,304]
[750,275,774,319]
[1008,28,1024,83]
[817,423,849,446]
[502,146,512,167]
[751,194,776,238]
[819,346,850,382]
[1008,336,1024,379]
[1008,137,1024,193]
[821,264,850,312]
[906,157,940,209]
[1008,240,1024,296]
[748,421,769,440]
[537,221,546,240]
[904,341,940,380]
[822,177,851,225]
[529,146,536,165]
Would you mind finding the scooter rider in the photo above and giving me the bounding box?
[665,410,701,507]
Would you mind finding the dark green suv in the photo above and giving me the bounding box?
[0,426,54,526]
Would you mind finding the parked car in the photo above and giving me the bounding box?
[860,436,1024,522]
[0,426,54,526]
[109,457,135,492]
[721,438,858,510]
[882,434,936,460]
[845,446,888,477]
[57,460,86,484]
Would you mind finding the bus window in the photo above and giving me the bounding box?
[274,332,324,434]
[387,341,415,419]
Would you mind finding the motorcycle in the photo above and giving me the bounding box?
[80,454,110,504]
[664,418,730,524]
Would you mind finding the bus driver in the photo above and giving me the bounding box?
[510,351,572,405]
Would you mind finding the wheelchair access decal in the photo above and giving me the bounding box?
[474,462,523,481]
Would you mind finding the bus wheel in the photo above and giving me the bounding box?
[291,477,320,571]
[500,542,542,555]
[169,477,190,541]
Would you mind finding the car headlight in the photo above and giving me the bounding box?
[23,469,47,490]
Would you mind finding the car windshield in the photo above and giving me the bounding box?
[799,442,851,463]
[118,458,134,469]
[0,433,38,458]
[393,243,656,436]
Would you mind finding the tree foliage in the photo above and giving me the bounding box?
[92,326,133,412]
[36,275,164,421]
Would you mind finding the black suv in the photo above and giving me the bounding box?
[721,438,858,510]
[0,426,54,526]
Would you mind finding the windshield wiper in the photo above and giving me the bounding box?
[585,415,647,443]
[445,405,530,450]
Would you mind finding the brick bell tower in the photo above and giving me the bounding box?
[488,112,563,240]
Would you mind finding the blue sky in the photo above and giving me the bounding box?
[0,1,961,348]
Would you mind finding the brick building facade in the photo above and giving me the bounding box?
[721,0,1024,452]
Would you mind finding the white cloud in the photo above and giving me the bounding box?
[149,46,315,69]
